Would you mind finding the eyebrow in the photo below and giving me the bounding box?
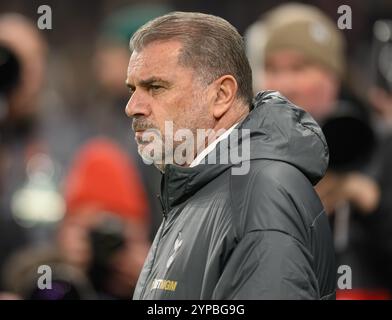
[126,77,170,89]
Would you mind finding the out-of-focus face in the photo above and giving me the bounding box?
[108,225,150,297]
[262,49,339,121]
[125,40,214,170]
[93,45,130,97]
[0,16,47,118]
[57,209,150,298]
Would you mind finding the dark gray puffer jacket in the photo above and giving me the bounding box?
[133,91,336,300]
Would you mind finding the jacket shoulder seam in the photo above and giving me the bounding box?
[244,228,307,248]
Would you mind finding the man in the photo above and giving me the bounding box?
[0,14,51,275]
[246,3,345,123]
[246,4,389,298]
[246,3,380,215]
[59,137,150,299]
[126,11,335,299]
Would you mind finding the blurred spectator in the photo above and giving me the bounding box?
[369,19,392,132]
[58,137,150,299]
[0,14,47,122]
[366,19,392,294]
[0,14,63,276]
[247,3,344,121]
[246,3,389,298]
[0,13,94,282]
[1,245,96,300]
[246,3,379,212]
[1,138,151,299]
[0,11,155,298]
[94,3,172,99]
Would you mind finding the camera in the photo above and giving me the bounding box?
[0,44,20,121]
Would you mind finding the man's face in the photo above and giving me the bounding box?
[262,49,339,121]
[125,40,214,170]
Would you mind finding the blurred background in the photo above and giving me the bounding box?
[0,0,391,300]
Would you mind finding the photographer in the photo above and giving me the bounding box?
[0,14,48,274]
[58,138,150,299]
[246,3,387,298]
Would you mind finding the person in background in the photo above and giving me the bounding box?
[246,3,390,299]
[0,6,168,299]
[0,14,57,277]
[58,137,150,299]
[367,20,392,291]
[1,137,150,299]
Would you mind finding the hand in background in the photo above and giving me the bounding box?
[316,171,380,215]
[369,87,392,127]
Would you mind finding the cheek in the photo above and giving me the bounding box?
[146,102,169,134]
[294,71,337,116]
[154,112,178,141]
[294,76,322,103]
[152,86,206,136]
[304,68,336,94]
[154,97,187,133]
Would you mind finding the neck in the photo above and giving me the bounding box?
[159,103,250,171]
[191,103,250,165]
[208,102,249,146]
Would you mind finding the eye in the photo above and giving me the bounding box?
[128,87,135,96]
[150,84,163,93]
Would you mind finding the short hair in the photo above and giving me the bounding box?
[130,11,253,105]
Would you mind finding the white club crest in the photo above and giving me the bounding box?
[166,232,183,269]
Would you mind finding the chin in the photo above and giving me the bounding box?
[137,142,165,168]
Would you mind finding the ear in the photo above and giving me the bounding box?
[211,75,238,119]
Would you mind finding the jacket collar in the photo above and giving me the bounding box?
[161,162,231,212]
[160,90,328,212]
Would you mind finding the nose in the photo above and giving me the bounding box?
[125,90,151,118]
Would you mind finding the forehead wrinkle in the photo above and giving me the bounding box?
[127,41,198,89]
[132,41,182,67]
[127,53,145,79]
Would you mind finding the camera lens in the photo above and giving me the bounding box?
[0,44,20,95]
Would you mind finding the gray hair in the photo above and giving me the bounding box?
[130,11,253,105]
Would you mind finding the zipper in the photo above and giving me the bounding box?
[140,186,168,298]
[158,193,168,220]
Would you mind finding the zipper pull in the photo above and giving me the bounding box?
[157,194,167,219]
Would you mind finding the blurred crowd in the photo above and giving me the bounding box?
[0,0,391,299]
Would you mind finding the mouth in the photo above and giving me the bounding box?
[132,120,160,145]
[135,130,157,146]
